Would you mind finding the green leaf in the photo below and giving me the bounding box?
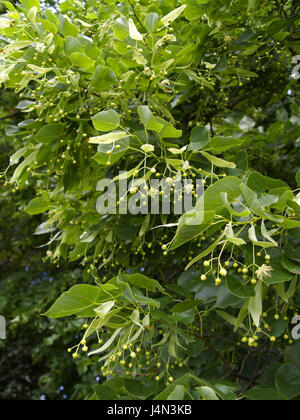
[202,177,242,213]
[241,184,282,223]
[16,100,35,110]
[170,210,216,250]
[275,278,298,303]
[20,0,40,11]
[58,14,79,37]
[215,286,243,310]
[188,126,210,151]
[207,136,243,154]
[25,197,50,215]
[280,219,300,229]
[92,384,117,400]
[70,52,94,71]
[197,386,219,401]
[154,374,191,400]
[137,106,163,133]
[1,1,15,12]
[121,273,165,293]
[170,300,201,313]
[159,124,182,139]
[44,284,118,318]
[200,151,236,168]
[226,275,255,298]
[276,364,300,400]
[10,150,38,183]
[247,171,267,194]
[92,110,121,132]
[265,313,288,338]
[133,291,160,308]
[263,267,293,286]
[282,256,300,275]
[90,65,117,92]
[167,385,186,401]
[221,194,249,217]
[287,199,300,216]
[122,378,157,399]
[285,345,300,369]
[245,386,286,401]
[41,17,57,34]
[114,17,129,40]
[215,310,243,328]
[35,124,64,142]
[144,13,159,33]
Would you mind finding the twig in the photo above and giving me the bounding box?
[186,330,233,373]
[128,0,143,27]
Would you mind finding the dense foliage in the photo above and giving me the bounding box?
[1,0,300,400]
[0,115,99,400]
